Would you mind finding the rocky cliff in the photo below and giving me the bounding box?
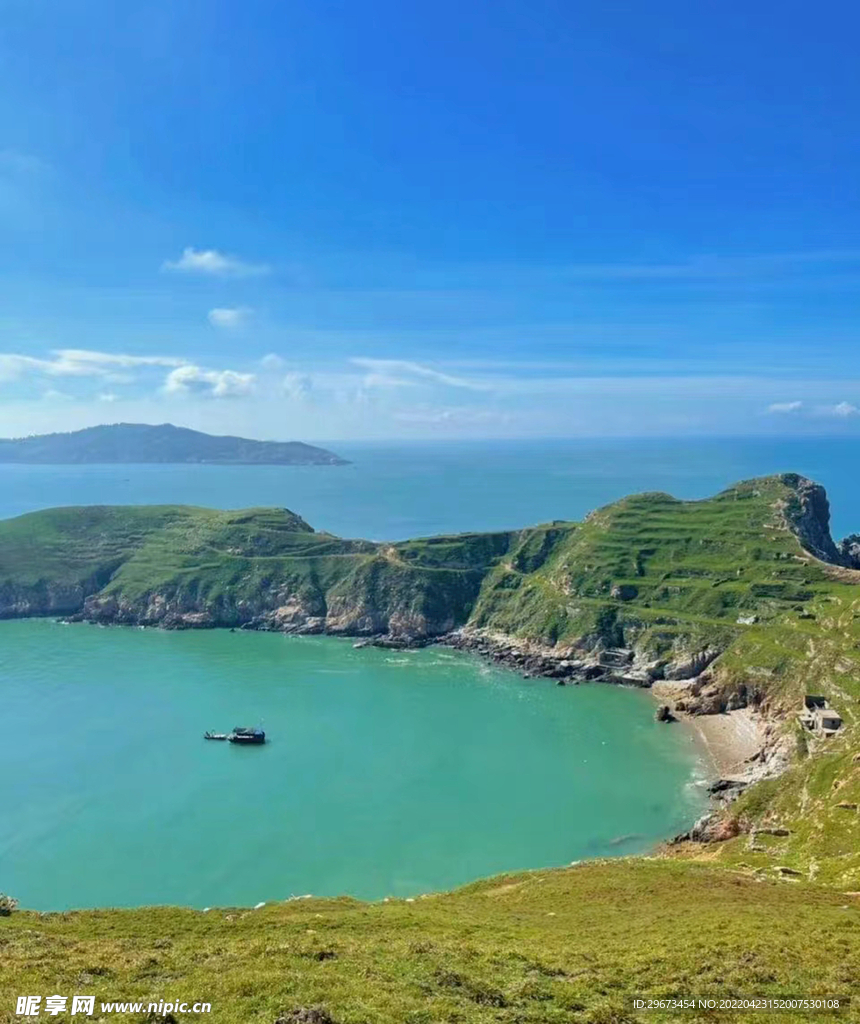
[777,472,847,565]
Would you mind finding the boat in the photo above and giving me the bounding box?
[228,726,266,745]
[204,731,228,741]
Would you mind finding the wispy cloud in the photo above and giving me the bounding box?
[260,354,286,372]
[208,307,253,329]
[0,349,187,385]
[549,250,860,284]
[394,406,510,426]
[824,401,860,418]
[54,349,186,370]
[282,372,313,400]
[0,354,71,381]
[6,344,860,439]
[350,358,491,391]
[162,247,270,277]
[163,365,255,399]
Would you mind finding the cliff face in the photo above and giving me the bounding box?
[777,473,847,565]
[0,580,93,618]
[0,563,123,619]
[76,560,481,638]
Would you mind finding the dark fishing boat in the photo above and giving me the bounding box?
[228,726,266,745]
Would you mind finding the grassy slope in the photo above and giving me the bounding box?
[472,476,834,653]
[2,861,858,1024]
[0,506,515,629]
[0,505,195,586]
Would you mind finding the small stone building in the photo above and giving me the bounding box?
[799,695,843,735]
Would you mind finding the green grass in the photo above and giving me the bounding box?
[0,506,513,632]
[0,474,846,651]
[3,860,859,1024]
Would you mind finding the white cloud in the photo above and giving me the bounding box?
[9,347,860,439]
[0,355,54,381]
[361,372,419,389]
[208,307,252,329]
[163,364,256,399]
[0,347,259,403]
[162,247,270,277]
[0,353,110,381]
[766,400,803,413]
[282,372,313,399]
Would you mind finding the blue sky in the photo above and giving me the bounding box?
[1,0,860,439]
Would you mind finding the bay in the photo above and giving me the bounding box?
[0,619,705,910]
[3,436,849,910]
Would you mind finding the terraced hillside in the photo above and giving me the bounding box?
[472,474,850,655]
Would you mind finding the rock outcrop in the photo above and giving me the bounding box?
[839,534,860,569]
[780,473,847,565]
[674,813,742,844]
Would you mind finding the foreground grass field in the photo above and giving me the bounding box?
[2,860,858,1024]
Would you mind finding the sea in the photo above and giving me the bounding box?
[0,619,705,911]
[0,436,857,540]
[0,436,855,910]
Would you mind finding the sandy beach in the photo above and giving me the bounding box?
[651,681,765,778]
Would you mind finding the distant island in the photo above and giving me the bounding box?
[0,423,348,466]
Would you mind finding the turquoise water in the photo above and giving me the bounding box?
[0,619,706,910]
[3,437,850,910]
[0,437,858,540]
